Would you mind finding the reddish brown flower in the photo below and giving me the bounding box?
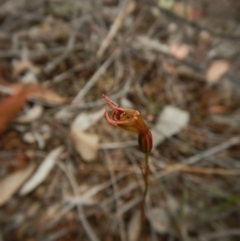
[102,94,152,153]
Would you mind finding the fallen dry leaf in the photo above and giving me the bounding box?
[151,106,190,148]
[187,9,202,21]
[206,60,230,84]
[173,2,202,21]
[0,163,36,206]
[12,60,40,84]
[158,0,174,10]
[164,194,192,218]
[8,83,68,105]
[19,146,64,195]
[70,110,101,161]
[16,104,43,123]
[22,124,51,148]
[147,202,192,235]
[64,192,97,206]
[0,85,36,133]
[169,43,190,60]
[29,20,70,41]
[127,210,141,241]
[147,207,171,234]
[71,109,105,132]
[208,105,227,114]
[165,194,180,216]
[31,85,68,105]
[71,130,99,162]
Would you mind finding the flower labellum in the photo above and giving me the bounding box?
[102,94,152,153]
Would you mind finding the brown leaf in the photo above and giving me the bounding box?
[0,163,35,206]
[187,9,202,21]
[206,60,230,84]
[31,85,68,105]
[8,83,68,105]
[0,85,36,133]
[208,105,227,114]
[173,2,202,20]
[169,43,189,60]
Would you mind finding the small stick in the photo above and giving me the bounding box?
[105,151,127,241]
[72,51,117,104]
[57,162,100,241]
[96,0,135,58]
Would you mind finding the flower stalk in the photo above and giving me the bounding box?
[102,94,152,236]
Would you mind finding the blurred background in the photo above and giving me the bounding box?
[1,0,240,240]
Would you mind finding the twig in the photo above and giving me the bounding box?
[46,172,129,229]
[45,57,98,86]
[184,136,240,165]
[57,161,100,241]
[63,73,134,110]
[99,140,137,149]
[119,73,134,98]
[101,183,137,209]
[72,50,118,104]
[105,151,127,241]
[135,77,150,105]
[136,36,170,55]
[161,165,240,176]
[0,44,84,60]
[45,203,78,231]
[44,229,67,241]
[136,35,205,72]
[153,136,240,178]
[158,6,240,40]
[51,163,240,176]
[117,196,142,216]
[0,231,3,241]
[44,30,77,74]
[96,0,135,58]
[197,229,240,241]
[125,150,150,240]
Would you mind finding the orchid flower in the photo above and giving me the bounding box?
[102,94,152,153]
[103,94,153,231]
